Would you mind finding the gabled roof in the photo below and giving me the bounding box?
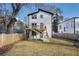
[28,9,54,16]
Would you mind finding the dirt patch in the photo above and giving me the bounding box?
[0,33,24,55]
[0,40,23,55]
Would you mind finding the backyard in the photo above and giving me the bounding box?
[0,37,79,56]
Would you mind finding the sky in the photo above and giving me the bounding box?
[1,3,79,23]
[16,3,79,21]
[52,3,79,19]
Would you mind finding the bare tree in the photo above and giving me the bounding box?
[6,3,45,33]
[0,3,63,33]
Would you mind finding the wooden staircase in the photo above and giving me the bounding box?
[25,26,49,42]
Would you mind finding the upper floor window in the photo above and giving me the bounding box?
[32,15,37,19]
[32,23,37,29]
[40,15,43,18]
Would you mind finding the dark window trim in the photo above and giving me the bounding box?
[32,15,37,19]
[32,23,37,29]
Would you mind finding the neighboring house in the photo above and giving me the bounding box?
[27,9,55,39]
[58,17,79,34]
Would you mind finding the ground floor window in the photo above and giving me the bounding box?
[64,27,66,32]
[32,31,37,36]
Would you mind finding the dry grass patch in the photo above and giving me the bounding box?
[2,38,79,56]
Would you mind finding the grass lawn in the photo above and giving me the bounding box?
[2,38,79,56]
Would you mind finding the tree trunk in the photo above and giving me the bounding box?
[7,17,17,33]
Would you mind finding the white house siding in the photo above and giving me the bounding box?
[58,23,64,33]
[28,11,52,39]
[58,18,75,33]
[75,18,79,33]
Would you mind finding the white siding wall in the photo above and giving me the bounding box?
[58,24,63,33]
[28,11,52,39]
[58,18,74,33]
[75,18,79,33]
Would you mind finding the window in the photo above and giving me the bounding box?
[40,23,44,29]
[32,23,37,29]
[32,15,37,19]
[32,23,37,36]
[40,15,43,18]
[32,31,37,36]
[64,27,66,32]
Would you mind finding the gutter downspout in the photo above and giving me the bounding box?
[74,17,75,34]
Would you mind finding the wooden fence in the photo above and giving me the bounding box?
[0,33,23,47]
[53,33,79,41]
